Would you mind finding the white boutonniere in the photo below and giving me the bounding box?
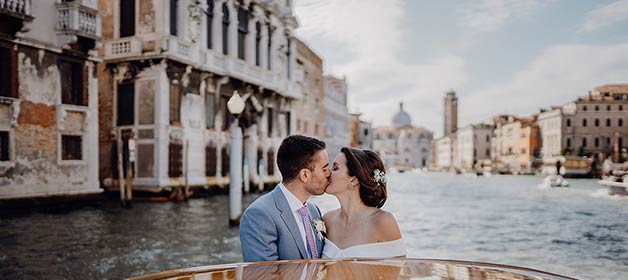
[312,219,326,241]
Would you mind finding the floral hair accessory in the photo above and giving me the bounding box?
[373,169,387,185]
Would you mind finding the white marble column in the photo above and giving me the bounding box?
[288,32,296,81]
[213,0,224,54]
[246,17,256,65]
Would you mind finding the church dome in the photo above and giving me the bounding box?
[392,102,412,127]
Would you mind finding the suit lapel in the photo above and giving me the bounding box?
[273,187,308,259]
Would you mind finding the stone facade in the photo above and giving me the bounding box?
[294,38,324,139]
[372,104,433,170]
[0,0,102,199]
[491,116,540,174]
[349,113,372,149]
[538,85,628,174]
[323,75,349,158]
[455,124,492,170]
[98,0,301,192]
[434,135,455,170]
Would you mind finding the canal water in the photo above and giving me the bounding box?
[1,172,627,279]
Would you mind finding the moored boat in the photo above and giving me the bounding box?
[599,173,628,196]
[542,175,569,188]
[128,258,577,280]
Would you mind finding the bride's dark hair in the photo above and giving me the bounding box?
[340,147,387,208]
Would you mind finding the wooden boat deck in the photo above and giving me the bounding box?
[129,258,578,280]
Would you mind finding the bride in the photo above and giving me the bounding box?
[322,147,406,258]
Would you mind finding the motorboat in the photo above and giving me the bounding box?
[128,258,577,280]
[599,173,628,196]
[543,175,569,188]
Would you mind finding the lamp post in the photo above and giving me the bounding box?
[227,91,245,226]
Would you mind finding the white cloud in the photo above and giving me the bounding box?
[294,0,469,132]
[580,0,628,32]
[457,0,554,34]
[461,43,628,128]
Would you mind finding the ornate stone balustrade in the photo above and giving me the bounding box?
[0,0,31,16]
[56,1,101,40]
[104,37,142,59]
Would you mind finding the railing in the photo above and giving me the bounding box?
[104,37,142,59]
[56,1,101,40]
[0,0,31,16]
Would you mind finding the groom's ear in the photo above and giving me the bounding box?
[298,168,310,183]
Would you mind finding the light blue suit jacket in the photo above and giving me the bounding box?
[240,185,324,262]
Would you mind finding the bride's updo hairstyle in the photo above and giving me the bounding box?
[340,147,387,208]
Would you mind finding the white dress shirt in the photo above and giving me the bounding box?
[278,183,316,255]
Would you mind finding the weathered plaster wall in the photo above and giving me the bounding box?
[0,47,98,199]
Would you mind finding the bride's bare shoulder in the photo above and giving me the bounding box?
[372,210,401,241]
[322,208,340,223]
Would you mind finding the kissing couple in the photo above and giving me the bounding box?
[240,135,406,261]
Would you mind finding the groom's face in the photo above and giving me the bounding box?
[304,149,331,195]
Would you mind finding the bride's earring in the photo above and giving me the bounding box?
[348,178,355,191]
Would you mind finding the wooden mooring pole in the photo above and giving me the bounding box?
[116,131,127,207]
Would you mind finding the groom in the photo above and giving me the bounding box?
[240,135,331,262]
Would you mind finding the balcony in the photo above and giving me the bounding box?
[104,37,142,60]
[55,1,101,46]
[0,0,33,36]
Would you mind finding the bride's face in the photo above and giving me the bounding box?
[326,153,355,195]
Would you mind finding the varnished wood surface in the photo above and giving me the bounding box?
[128,258,579,280]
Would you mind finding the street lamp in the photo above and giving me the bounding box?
[228,91,245,226]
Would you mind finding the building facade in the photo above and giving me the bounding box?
[294,38,324,138]
[372,103,433,170]
[0,0,102,199]
[98,0,301,192]
[433,135,455,170]
[491,116,540,174]
[323,75,349,158]
[538,85,628,174]
[349,113,372,149]
[455,124,492,170]
[563,85,628,159]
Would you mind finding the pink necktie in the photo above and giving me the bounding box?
[297,205,318,258]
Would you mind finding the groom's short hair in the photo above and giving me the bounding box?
[277,135,326,182]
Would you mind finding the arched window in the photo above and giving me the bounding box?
[619,118,624,127]
[582,118,587,127]
[595,105,599,111]
[606,118,611,127]
[237,3,249,60]
[566,118,571,127]
[607,105,611,111]
[582,137,587,147]
[566,137,571,147]
[582,105,587,111]
[255,21,261,66]
[120,0,135,37]
[222,3,230,55]
[170,0,179,36]
[595,137,599,147]
[206,0,214,49]
[267,23,273,70]
[285,34,291,79]
[595,118,599,127]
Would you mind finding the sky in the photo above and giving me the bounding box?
[293,0,628,137]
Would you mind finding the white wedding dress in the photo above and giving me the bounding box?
[321,238,407,258]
